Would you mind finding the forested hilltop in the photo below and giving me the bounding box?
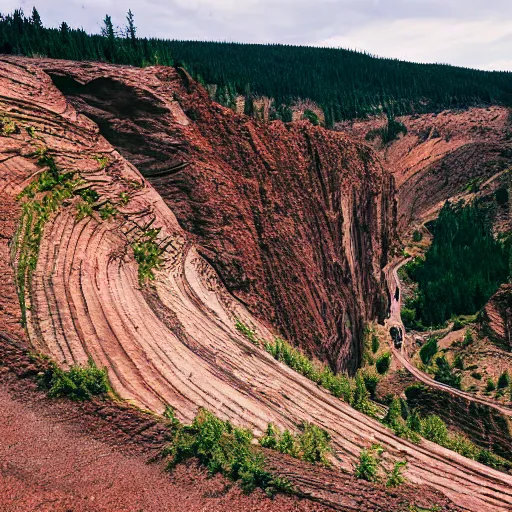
[2,7,512,124]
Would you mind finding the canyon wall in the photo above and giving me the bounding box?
[340,108,512,231]
[42,60,397,373]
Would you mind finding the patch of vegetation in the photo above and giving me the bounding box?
[376,351,391,374]
[354,445,383,482]
[119,191,130,206]
[38,359,110,401]
[94,155,110,169]
[433,355,461,389]
[75,200,93,220]
[235,319,259,345]
[15,149,80,326]
[257,334,378,416]
[497,370,510,389]
[383,397,421,443]
[486,378,496,392]
[77,187,99,204]
[1,115,20,135]
[302,109,320,126]
[163,408,293,495]
[386,460,407,487]
[404,385,512,472]
[132,228,164,281]
[419,337,438,365]
[365,114,407,145]
[260,422,331,465]
[362,371,379,399]
[371,334,380,353]
[412,230,423,242]
[99,202,117,220]
[401,201,510,327]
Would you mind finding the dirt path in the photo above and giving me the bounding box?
[385,258,512,418]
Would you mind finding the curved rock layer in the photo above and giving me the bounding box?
[341,107,512,230]
[41,59,396,373]
[1,57,512,511]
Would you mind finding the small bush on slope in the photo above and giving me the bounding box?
[38,359,110,401]
[376,351,391,374]
[260,422,332,465]
[163,408,293,495]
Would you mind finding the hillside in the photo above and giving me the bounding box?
[1,56,512,511]
[2,8,512,124]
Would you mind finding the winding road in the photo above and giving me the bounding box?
[385,258,512,418]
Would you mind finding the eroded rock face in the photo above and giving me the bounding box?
[481,284,512,351]
[340,108,512,231]
[40,60,397,373]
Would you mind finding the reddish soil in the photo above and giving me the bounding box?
[0,337,458,512]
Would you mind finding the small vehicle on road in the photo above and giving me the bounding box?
[390,326,403,349]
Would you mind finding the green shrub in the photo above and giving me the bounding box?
[401,307,417,329]
[412,230,423,242]
[302,109,320,126]
[353,371,379,417]
[100,202,117,220]
[384,397,421,443]
[371,334,380,353]
[77,188,99,204]
[132,229,164,281]
[421,415,449,445]
[362,371,379,399]
[419,337,438,365]
[453,354,464,370]
[354,447,381,482]
[166,408,292,495]
[119,191,130,206]
[386,460,407,487]
[497,371,510,389]
[471,371,482,380]
[486,379,496,392]
[376,352,391,374]
[39,359,110,401]
[75,201,93,220]
[235,320,260,345]
[434,355,461,389]
[260,422,331,465]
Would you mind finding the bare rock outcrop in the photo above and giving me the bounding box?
[40,59,397,373]
[341,108,512,230]
[481,284,512,351]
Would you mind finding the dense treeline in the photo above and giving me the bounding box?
[403,201,511,328]
[2,8,512,124]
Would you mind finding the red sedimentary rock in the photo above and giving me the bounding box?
[1,57,512,511]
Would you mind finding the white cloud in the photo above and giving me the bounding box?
[316,18,512,70]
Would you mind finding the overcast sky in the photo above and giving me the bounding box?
[4,0,512,71]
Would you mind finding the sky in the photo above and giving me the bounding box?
[4,0,512,71]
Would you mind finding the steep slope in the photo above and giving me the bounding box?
[481,284,512,351]
[42,59,397,373]
[1,56,512,511]
[341,108,512,230]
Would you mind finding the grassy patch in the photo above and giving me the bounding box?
[235,323,379,417]
[94,155,110,170]
[99,202,117,220]
[15,149,80,326]
[260,422,331,465]
[38,358,110,401]
[404,385,512,472]
[163,408,293,496]
[0,115,20,135]
[132,228,164,281]
[235,319,259,345]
